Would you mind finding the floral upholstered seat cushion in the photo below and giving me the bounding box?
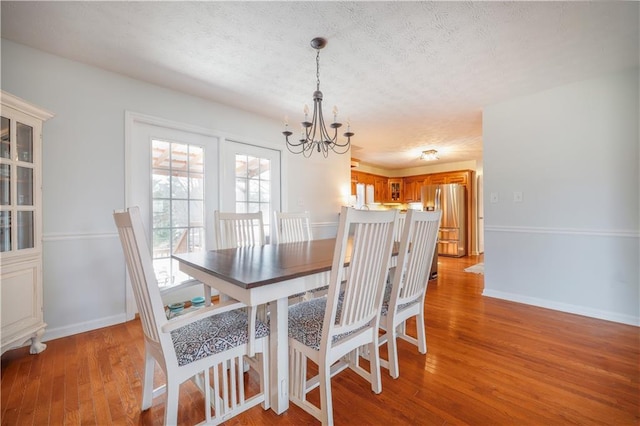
[288,295,367,351]
[171,309,269,366]
[380,282,421,317]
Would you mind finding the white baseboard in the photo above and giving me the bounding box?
[482,289,639,327]
[42,313,128,343]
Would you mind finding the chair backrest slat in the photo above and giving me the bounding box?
[274,211,312,243]
[215,211,265,249]
[323,207,398,342]
[392,209,441,310]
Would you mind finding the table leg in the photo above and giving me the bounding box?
[269,297,289,414]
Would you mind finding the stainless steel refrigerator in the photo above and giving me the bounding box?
[421,183,466,257]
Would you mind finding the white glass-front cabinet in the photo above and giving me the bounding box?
[0,91,54,355]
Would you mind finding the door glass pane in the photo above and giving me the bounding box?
[1,117,9,159]
[16,122,33,163]
[0,164,9,205]
[17,210,34,249]
[17,166,33,205]
[0,211,10,252]
[189,145,204,173]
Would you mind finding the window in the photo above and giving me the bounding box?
[151,140,205,288]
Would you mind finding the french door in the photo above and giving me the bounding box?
[220,140,281,243]
[126,112,219,317]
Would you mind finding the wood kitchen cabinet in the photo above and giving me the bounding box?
[374,176,387,203]
[402,175,428,202]
[388,178,403,202]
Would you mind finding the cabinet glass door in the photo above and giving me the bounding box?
[1,117,9,159]
[0,114,36,253]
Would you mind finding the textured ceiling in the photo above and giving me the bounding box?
[1,1,638,169]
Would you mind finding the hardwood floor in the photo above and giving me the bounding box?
[2,255,639,425]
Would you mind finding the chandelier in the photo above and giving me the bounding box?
[420,150,439,161]
[283,37,354,158]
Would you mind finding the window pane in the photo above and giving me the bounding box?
[152,140,170,169]
[152,228,171,259]
[189,173,204,199]
[248,179,259,202]
[260,181,271,202]
[172,228,188,254]
[247,203,260,214]
[152,172,170,198]
[235,178,247,202]
[171,174,188,199]
[235,155,247,177]
[189,200,203,226]
[260,158,270,179]
[247,156,259,178]
[153,199,170,228]
[171,143,188,171]
[171,200,188,227]
[188,228,204,252]
[189,145,204,173]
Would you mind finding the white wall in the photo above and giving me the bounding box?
[1,40,349,340]
[483,67,640,325]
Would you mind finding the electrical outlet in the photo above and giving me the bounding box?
[513,191,523,202]
[490,192,499,203]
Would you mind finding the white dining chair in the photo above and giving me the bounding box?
[288,206,398,425]
[395,212,406,243]
[214,211,265,249]
[274,211,320,301]
[273,211,312,244]
[379,209,441,379]
[113,207,270,425]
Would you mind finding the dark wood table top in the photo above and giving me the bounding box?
[172,238,341,290]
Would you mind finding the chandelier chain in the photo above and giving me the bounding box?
[316,50,321,91]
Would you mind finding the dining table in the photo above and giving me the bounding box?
[172,237,398,415]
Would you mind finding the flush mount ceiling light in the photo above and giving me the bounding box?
[420,149,439,161]
[283,37,354,158]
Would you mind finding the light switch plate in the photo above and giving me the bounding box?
[513,191,523,202]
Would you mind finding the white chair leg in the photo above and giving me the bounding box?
[319,361,334,426]
[417,311,427,354]
[141,352,155,410]
[369,336,383,394]
[387,326,400,379]
[164,380,180,426]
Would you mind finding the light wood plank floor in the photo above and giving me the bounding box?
[2,255,639,425]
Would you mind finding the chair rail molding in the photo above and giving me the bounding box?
[484,225,639,239]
